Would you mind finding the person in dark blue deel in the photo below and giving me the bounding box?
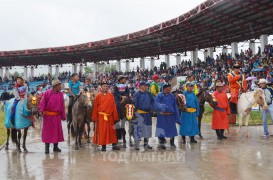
[155,83,181,150]
[133,81,154,150]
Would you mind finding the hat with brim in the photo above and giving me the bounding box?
[118,75,127,81]
[52,79,61,87]
[233,63,240,69]
[216,82,224,87]
[258,78,268,84]
[101,81,108,86]
[15,76,24,81]
[186,82,194,87]
[139,81,149,86]
[162,83,171,89]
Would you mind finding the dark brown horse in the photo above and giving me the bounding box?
[196,89,217,138]
[71,92,89,150]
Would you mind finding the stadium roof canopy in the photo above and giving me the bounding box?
[0,0,273,67]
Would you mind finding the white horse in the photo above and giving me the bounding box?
[236,89,267,137]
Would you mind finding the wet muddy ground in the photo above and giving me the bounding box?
[1,120,273,180]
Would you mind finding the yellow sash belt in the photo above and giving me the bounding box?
[98,112,111,121]
[137,109,150,114]
[186,108,196,113]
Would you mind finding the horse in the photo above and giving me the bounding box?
[237,89,267,137]
[197,89,218,138]
[119,97,135,148]
[5,95,38,152]
[70,92,90,150]
[82,91,95,143]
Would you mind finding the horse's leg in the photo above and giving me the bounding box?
[122,119,126,148]
[129,122,134,147]
[87,122,91,143]
[79,125,82,146]
[17,130,22,152]
[238,114,243,137]
[22,127,29,152]
[198,115,203,139]
[5,129,10,150]
[67,120,71,144]
[245,114,250,137]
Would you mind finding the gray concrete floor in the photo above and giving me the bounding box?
[1,119,273,180]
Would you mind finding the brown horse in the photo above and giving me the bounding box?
[71,92,89,150]
[197,89,217,138]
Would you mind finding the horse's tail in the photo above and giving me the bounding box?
[11,129,18,144]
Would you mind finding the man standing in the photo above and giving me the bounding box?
[227,63,247,124]
[0,88,9,111]
[258,79,273,138]
[210,82,230,140]
[180,82,200,144]
[113,75,130,147]
[133,81,154,150]
[92,82,120,151]
[149,74,160,97]
[155,83,181,149]
[39,80,66,154]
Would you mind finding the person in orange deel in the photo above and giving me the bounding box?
[210,81,230,140]
[227,63,247,124]
[92,81,120,151]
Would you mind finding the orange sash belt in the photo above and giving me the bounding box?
[98,112,111,121]
[44,111,60,116]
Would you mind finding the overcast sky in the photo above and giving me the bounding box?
[0,0,206,51]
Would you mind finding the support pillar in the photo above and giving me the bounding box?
[55,65,59,79]
[249,40,256,55]
[0,67,3,78]
[231,42,238,59]
[93,62,97,79]
[222,46,228,54]
[5,68,9,79]
[260,35,268,54]
[79,64,83,73]
[30,66,34,80]
[140,58,145,70]
[165,55,170,67]
[116,60,121,72]
[207,47,214,58]
[125,60,130,72]
[204,50,208,61]
[24,66,28,81]
[150,58,155,69]
[176,55,181,65]
[48,65,52,75]
[72,63,77,74]
[191,49,198,65]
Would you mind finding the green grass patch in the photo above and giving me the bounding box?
[202,105,272,126]
[0,111,6,146]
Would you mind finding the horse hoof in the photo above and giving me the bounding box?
[123,144,126,148]
[75,147,79,150]
[24,149,28,153]
[5,146,9,150]
[87,140,91,144]
[129,143,134,147]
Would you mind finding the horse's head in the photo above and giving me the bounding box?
[254,89,268,110]
[84,92,95,107]
[76,92,89,107]
[27,94,38,114]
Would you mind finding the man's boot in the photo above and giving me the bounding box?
[135,141,140,151]
[101,145,106,151]
[159,138,166,150]
[182,136,186,144]
[53,143,61,152]
[220,129,227,139]
[190,136,197,143]
[144,138,152,150]
[45,143,50,154]
[112,143,120,151]
[216,130,222,140]
[170,137,176,148]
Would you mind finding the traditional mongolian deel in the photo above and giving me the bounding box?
[5,98,33,129]
[180,90,200,136]
[155,92,181,138]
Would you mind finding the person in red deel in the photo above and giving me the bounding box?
[92,81,120,151]
[210,81,230,140]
